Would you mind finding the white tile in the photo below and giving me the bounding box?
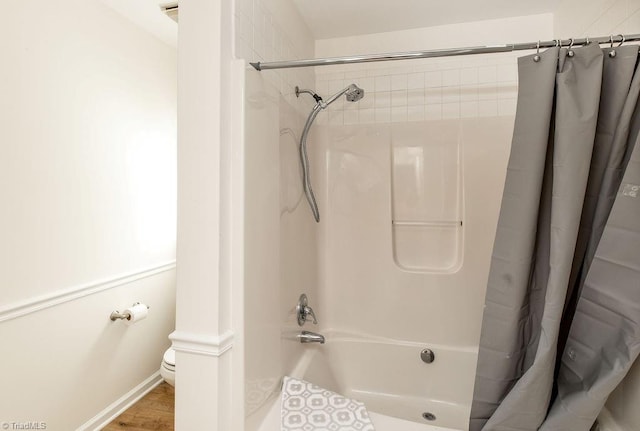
[316,80,329,97]
[479,100,498,117]
[315,111,328,125]
[235,37,252,61]
[329,110,344,125]
[236,13,252,46]
[477,83,498,101]
[375,91,391,108]
[263,15,274,57]
[359,108,375,123]
[375,107,391,123]
[497,64,518,82]
[460,68,478,85]
[442,69,460,86]
[460,85,478,102]
[344,70,366,79]
[375,75,391,92]
[272,30,283,59]
[407,88,425,106]
[442,87,460,103]
[344,99,358,111]
[425,104,442,120]
[496,83,518,100]
[478,66,498,84]
[391,106,408,122]
[391,74,408,90]
[425,88,442,105]
[329,79,345,93]
[461,101,479,118]
[328,98,344,111]
[357,77,374,93]
[407,72,425,89]
[425,71,442,88]
[324,72,345,81]
[359,92,375,109]
[442,102,460,119]
[391,90,407,107]
[344,109,359,125]
[408,105,425,122]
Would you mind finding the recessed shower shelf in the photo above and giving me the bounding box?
[392,220,462,227]
[392,219,463,273]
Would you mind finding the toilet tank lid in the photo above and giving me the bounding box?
[163,348,175,366]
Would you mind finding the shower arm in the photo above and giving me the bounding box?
[321,87,350,107]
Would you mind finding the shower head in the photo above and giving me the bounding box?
[345,84,365,102]
[323,83,365,107]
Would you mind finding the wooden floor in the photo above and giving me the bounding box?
[103,382,174,431]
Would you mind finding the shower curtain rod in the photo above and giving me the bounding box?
[250,33,640,71]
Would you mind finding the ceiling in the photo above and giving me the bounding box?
[95,0,564,48]
[292,0,562,39]
[98,0,177,47]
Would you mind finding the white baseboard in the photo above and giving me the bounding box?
[77,372,165,431]
[597,408,626,431]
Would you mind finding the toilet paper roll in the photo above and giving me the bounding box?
[124,303,149,326]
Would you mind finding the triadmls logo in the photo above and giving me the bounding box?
[2,422,47,430]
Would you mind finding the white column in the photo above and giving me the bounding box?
[171,0,242,429]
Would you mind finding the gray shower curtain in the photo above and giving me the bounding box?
[470,42,640,431]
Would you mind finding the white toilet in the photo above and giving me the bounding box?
[160,347,176,387]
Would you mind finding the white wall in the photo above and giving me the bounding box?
[553,1,640,430]
[554,0,640,37]
[0,0,177,429]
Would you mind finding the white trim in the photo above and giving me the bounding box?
[0,261,176,323]
[78,372,164,431]
[597,407,626,431]
[170,329,234,357]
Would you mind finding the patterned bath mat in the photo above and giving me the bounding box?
[281,376,375,431]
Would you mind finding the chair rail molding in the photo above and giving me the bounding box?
[0,261,176,323]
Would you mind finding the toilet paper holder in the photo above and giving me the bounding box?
[110,302,149,321]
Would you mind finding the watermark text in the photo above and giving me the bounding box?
[1,422,47,430]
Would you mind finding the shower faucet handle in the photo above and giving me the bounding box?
[296,294,318,326]
[303,305,318,325]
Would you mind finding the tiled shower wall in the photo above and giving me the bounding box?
[234,0,315,114]
[313,14,554,125]
[315,55,519,125]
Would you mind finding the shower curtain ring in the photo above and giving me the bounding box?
[609,35,617,58]
[568,38,575,57]
[534,40,541,62]
[585,36,590,45]
[617,34,625,46]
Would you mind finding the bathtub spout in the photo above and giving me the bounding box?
[298,330,325,344]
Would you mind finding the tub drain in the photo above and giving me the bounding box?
[422,412,436,421]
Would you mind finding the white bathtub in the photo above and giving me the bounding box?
[255,331,476,431]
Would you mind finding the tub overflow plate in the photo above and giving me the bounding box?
[420,348,435,363]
